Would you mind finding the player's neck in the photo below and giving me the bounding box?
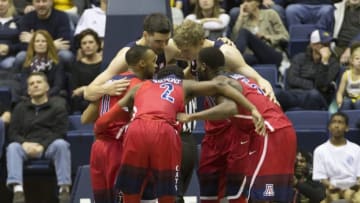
[129,67,146,80]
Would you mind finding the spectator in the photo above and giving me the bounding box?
[285,0,334,32]
[74,0,106,39]
[71,29,102,113]
[231,0,288,66]
[21,30,65,98]
[14,0,73,73]
[0,0,21,70]
[333,0,360,65]
[275,29,340,111]
[336,42,360,110]
[293,150,326,203]
[228,0,286,37]
[0,101,11,159]
[313,112,360,203]
[185,0,230,40]
[6,72,71,203]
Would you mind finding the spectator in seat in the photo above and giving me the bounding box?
[275,29,340,111]
[293,150,326,203]
[231,0,288,67]
[6,72,71,203]
[20,30,65,98]
[333,0,360,65]
[313,112,360,203]
[14,0,74,73]
[285,0,335,33]
[70,29,102,113]
[185,0,230,40]
[0,0,21,70]
[336,42,360,110]
[74,0,106,39]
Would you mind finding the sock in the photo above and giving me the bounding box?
[13,184,23,193]
[59,185,70,193]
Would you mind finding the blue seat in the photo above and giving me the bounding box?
[253,64,281,89]
[0,86,12,109]
[341,110,360,145]
[287,24,316,58]
[285,110,329,130]
[286,111,330,152]
[71,165,94,203]
[67,115,94,172]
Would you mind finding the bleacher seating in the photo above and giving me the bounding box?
[67,115,94,172]
[341,110,360,145]
[253,64,282,89]
[286,111,329,152]
[287,24,317,58]
[0,86,11,109]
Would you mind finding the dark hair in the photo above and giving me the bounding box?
[198,47,225,70]
[125,45,151,66]
[75,29,102,51]
[143,13,172,34]
[329,111,349,126]
[27,71,48,83]
[350,42,360,55]
[156,66,184,79]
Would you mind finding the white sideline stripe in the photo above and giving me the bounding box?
[151,196,197,203]
[79,199,91,203]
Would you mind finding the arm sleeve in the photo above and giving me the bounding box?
[49,63,65,96]
[266,10,289,46]
[296,180,326,202]
[286,54,315,89]
[312,147,328,181]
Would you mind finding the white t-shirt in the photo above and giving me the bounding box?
[313,140,360,190]
[74,7,106,38]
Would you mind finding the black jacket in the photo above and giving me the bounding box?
[8,97,68,149]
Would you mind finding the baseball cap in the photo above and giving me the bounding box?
[310,29,332,44]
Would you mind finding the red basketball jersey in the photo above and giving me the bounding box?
[94,71,142,139]
[228,73,292,131]
[133,77,185,130]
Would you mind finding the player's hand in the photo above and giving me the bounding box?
[251,109,266,136]
[176,113,191,123]
[217,37,235,47]
[103,79,130,96]
[258,79,279,105]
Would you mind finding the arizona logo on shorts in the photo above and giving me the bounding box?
[263,184,275,197]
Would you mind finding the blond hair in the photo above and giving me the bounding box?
[23,30,59,67]
[173,20,205,48]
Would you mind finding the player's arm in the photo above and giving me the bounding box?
[183,79,266,135]
[220,44,277,103]
[84,47,131,101]
[81,100,99,124]
[178,96,238,121]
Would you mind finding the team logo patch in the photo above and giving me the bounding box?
[263,184,275,197]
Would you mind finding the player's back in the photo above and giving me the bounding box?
[133,77,185,124]
[227,73,292,131]
[96,71,142,138]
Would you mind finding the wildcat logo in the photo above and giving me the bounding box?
[263,184,275,197]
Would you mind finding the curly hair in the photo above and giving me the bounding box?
[173,20,205,48]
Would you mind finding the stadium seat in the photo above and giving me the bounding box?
[253,64,281,89]
[67,115,94,172]
[341,110,360,145]
[286,111,330,153]
[0,86,12,109]
[285,110,329,130]
[71,165,94,203]
[287,24,316,58]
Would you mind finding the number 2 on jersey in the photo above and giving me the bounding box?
[160,83,175,103]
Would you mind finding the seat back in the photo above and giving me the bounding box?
[0,86,12,109]
[288,24,316,58]
[286,110,329,130]
[340,110,360,145]
[253,64,279,88]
